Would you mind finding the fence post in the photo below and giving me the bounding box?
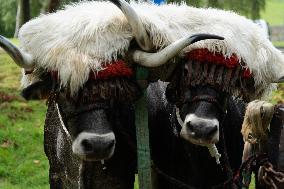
[135,66,152,189]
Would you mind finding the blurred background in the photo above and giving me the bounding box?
[0,0,283,189]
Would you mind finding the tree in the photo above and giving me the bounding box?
[14,0,30,37]
[167,0,266,20]
[40,0,61,13]
[40,0,79,13]
[0,0,17,37]
[250,0,265,20]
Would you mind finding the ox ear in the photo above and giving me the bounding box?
[21,79,53,100]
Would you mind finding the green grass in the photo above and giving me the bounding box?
[273,41,284,47]
[261,0,284,26]
[0,51,49,188]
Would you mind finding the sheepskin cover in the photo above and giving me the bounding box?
[19,1,284,97]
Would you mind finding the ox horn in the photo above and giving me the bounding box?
[109,0,153,51]
[0,35,34,70]
[132,34,224,68]
[273,76,284,83]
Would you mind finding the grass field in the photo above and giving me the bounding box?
[260,0,284,47]
[273,41,284,47]
[0,51,48,188]
[261,0,284,26]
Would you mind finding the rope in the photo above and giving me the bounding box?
[152,164,197,189]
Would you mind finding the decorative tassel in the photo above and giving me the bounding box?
[230,66,241,88]
[181,49,255,101]
[186,60,193,86]
[206,64,216,85]
[223,69,233,92]
[216,66,224,87]
[202,63,209,85]
[193,61,201,86]
[65,78,140,104]
[186,49,239,68]
[94,60,134,79]
[205,144,221,164]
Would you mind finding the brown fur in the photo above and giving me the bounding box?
[241,100,274,145]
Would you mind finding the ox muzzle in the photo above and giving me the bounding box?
[72,132,116,161]
[180,114,219,145]
[56,103,116,161]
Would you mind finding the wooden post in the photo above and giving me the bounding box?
[135,66,152,189]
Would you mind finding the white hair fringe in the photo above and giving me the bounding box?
[19,1,284,97]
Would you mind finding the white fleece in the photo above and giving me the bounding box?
[19,1,284,97]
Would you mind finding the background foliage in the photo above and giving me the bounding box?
[0,0,77,37]
[1,0,284,37]
[168,0,266,19]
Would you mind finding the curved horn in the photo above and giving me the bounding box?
[273,76,284,83]
[109,0,153,51]
[0,35,34,70]
[132,34,224,68]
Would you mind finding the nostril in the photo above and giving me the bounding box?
[81,139,93,152]
[206,126,218,137]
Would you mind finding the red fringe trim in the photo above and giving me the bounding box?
[242,68,252,78]
[51,60,133,81]
[90,60,133,80]
[186,49,252,78]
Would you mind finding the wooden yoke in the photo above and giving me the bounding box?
[135,66,152,189]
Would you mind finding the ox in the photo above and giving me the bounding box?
[147,68,283,189]
[144,3,284,189]
[0,0,221,188]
